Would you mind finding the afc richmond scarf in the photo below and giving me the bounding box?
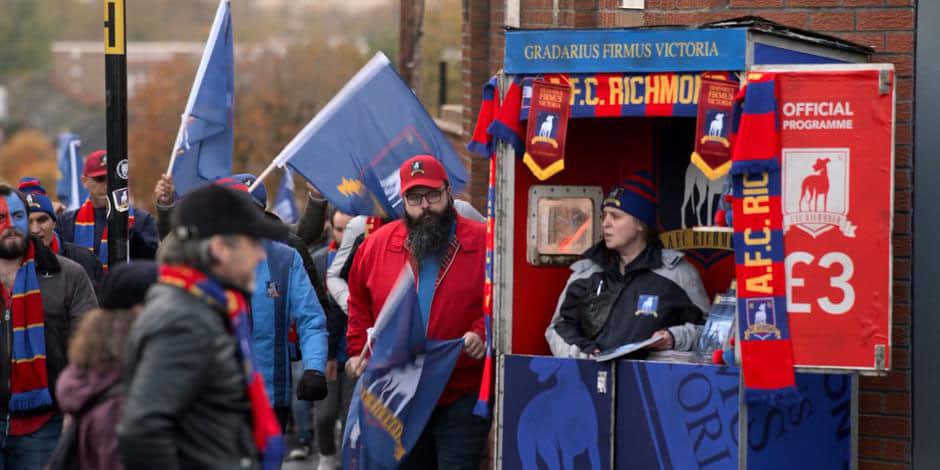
[8,241,53,415]
[159,265,286,469]
[467,77,502,417]
[729,72,799,405]
[74,198,135,271]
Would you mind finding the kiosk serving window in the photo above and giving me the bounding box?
[527,185,604,266]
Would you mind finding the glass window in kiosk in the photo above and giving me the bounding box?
[527,185,604,266]
[537,198,594,255]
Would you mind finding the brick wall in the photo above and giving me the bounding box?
[461,2,915,466]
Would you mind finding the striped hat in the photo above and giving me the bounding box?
[603,170,658,228]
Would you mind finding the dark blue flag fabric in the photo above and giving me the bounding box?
[169,0,234,196]
[273,52,467,218]
[342,268,464,469]
[272,166,299,224]
[55,133,87,211]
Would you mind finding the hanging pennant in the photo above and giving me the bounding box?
[691,77,738,180]
[522,80,571,181]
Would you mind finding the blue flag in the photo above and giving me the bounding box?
[169,0,234,196]
[272,166,299,224]
[273,52,467,218]
[342,268,464,469]
[55,133,87,211]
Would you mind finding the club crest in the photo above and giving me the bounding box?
[410,160,424,176]
[635,294,659,317]
[266,281,280,298]
[604,187,624,207]
[743,298,782,340]
[783,148,856,238]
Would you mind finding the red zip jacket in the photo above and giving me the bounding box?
[347,215,486,405]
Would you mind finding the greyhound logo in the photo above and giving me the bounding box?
[800,158,830,212]
[517,359,602,470]
[708,113,725,137]
[539,115,555,138]
[635,294,659,317]
[366,355,425,417]
[754,303,768,324]
[681,162,726,228]
[783,148,856,238]
[743,298,781,340]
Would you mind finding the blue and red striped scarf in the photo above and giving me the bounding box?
[49,232,61,255]
[74,198,135,271]
[729,72,799,405]
[467,78,501,417]
[7,241,53,418]
[159,264,286,469]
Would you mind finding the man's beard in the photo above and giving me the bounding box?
[0,231,28,260]
[405,202,457,260]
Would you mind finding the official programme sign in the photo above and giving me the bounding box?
[504,28,747,74]
[767,65,896,371]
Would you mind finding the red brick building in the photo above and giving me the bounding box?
[460,1,916,468]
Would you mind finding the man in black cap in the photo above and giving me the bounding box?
[118,185,304,469]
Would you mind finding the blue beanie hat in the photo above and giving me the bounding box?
[18,177,57,221]
[229,173,267,208]
[24,192,57,222]
[602,170,658,228]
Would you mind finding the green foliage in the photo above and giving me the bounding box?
[0,0,56,80]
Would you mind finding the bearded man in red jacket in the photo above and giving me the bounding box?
[345,154,490,469]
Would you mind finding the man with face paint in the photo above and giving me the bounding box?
[57,150,159,269]
[345,155,490,469]
[0,185,98,467]
[18,178,104,293]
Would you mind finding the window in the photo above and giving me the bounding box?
[527,186,604,266]
[620,0,644,9]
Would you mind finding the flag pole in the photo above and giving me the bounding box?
[166,117,185,175]
[103,0,129,267]
[248,154,286,193]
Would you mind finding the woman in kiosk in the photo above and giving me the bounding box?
[546,171,710,359]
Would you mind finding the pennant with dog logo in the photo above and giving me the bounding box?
[691,76,738,181]
[522,80,571,181]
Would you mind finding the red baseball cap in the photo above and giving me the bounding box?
[399,155,448,194]
[83,150,107,178]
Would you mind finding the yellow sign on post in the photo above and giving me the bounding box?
[103,0,125,55]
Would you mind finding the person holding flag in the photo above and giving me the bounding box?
[18,178,104,292]
[57,150,159,269]
[345,155,491,468]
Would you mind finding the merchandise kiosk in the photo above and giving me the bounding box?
[484,18,895,470]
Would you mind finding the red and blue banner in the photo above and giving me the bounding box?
[522,80,571,181]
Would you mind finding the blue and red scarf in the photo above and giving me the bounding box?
[729,72,799,405]
[50,232,62,255]
[6,241,54,420]
[159,264,285,469]
[74,198,134,271]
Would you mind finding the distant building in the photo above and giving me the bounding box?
[51,41,205,105]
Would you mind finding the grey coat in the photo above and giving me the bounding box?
[118,284,259,470]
